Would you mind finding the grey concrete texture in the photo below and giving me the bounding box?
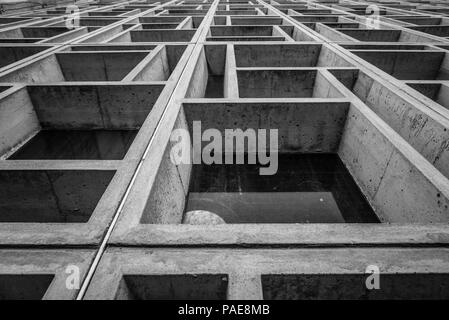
[1,0,449,300]
[85,247,449,300]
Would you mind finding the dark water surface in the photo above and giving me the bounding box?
[186,153,379,223]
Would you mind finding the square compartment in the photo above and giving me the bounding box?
[408,25,449,37]
[262,274,449,300]
[237,70,344,98]
[9,130,137,160]
[186,154,379,223]
[0,275,54,300]
[0,45,49,68]
[0,170,115,223]
[408,83,449,110]
[0,85,162,159]
[115,274,228,300]
[139,101,386,225]
[233,44,351,68]
[0,45,186,83]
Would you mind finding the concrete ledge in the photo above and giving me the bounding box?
[85,247,449,299]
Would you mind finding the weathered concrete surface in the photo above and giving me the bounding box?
[350,71,449,181]
[0,45,48,68]
[183,101,349,152]
[0,169,115,222]
[27,84,164,129]
[0,54,65,83]
[3,0,449,301]
[350,50,445,80]
[115,274,229,300]
[237,70,318,98]
[56,51,149,81]
[85,248,449,300]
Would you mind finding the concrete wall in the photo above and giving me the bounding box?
[0,87,39,158]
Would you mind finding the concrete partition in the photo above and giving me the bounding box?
[330,69,449,181]
[85,248,449,300]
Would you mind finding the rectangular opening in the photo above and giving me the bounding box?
[185,154,378,224]
[186,46,226,99]
[233,44,351,68]
[0,46,48,68]
[143,83,449,225]
[9,130,137,160]
[21,27,69,39]
[27,84,163,129]
[0,170,115,223]
[408,25,449,37]
[234,44,321,68]
[208,25,286,41]
[0,84,162,159]
[0,275,54,300]
[116,274,228,300]
[175,101,378,224]
[262,274,449,300]
[130,30,196,42]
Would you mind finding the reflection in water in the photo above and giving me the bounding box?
[9,130,137,160]
[186,154,379,223]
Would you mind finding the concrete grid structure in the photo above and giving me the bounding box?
[1,0,449,300]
